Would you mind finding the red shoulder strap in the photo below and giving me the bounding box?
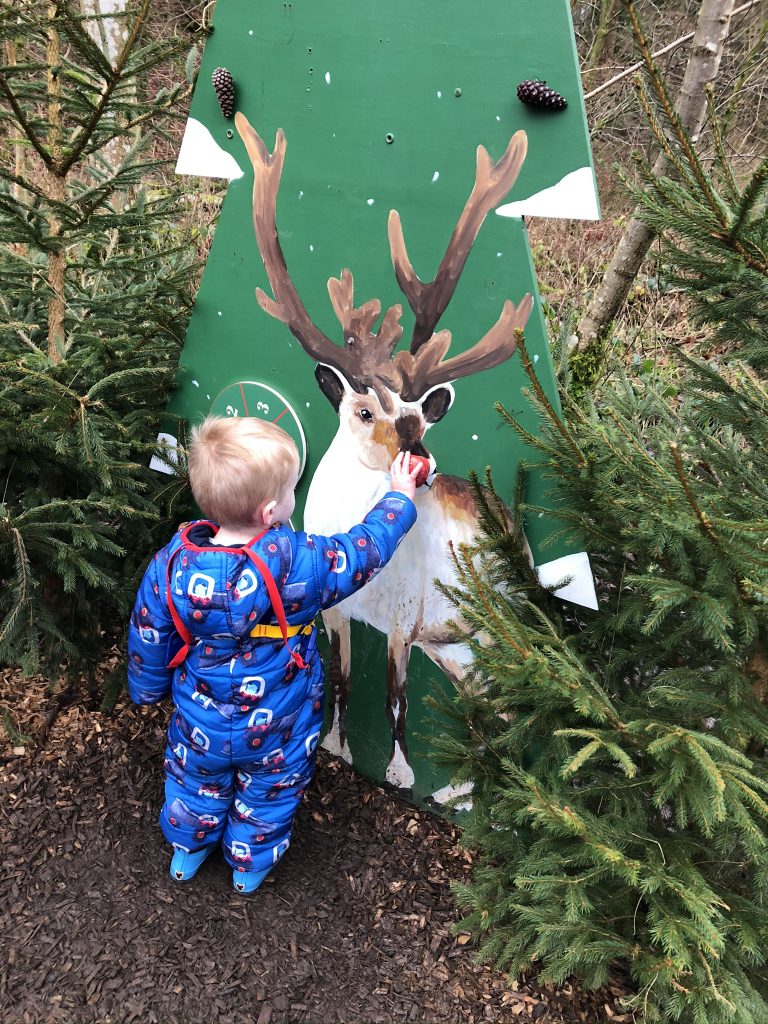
[165,546,194,669]
[165,525,307,671]
[242,543,308,671]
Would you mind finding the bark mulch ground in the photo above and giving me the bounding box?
[1,677,635,1024]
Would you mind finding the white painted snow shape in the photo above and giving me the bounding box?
[149,431,180,476]
[535,551,599,610]
[495,166,599,221]
[175,117,244,180]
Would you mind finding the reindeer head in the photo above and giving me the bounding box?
[313,362,454,474]
[235,114,533,476]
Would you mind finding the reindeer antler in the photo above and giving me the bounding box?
[235,113,405,407]
[388,131,528,354]
[394,294,533,402]
[237,113,533,408]
[326,270,404,410]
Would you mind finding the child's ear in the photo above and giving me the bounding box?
[260,500,277,527]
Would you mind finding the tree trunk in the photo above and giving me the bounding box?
[576,0,737,349]
[80,0,129,62]
[46,3,65,362]
[80,0,132,171]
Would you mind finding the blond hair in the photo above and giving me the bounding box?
[188,416,299,528]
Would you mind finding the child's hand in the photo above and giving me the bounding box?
[389,451,424,500]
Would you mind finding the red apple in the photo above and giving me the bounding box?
[408,454,431,487]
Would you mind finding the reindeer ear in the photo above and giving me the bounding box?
[421,385,454,424]
[314,364,347,411]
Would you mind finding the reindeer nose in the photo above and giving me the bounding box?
[408,440,430,460]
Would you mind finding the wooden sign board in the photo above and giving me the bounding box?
[163,0,599,802]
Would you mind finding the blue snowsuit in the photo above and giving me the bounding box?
[127,493,416,877]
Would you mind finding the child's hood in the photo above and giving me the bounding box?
[166,522,295,641]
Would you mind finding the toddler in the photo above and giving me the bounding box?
[128,415,420,893]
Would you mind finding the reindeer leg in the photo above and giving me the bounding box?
[420,640,476,810]
[321,607,352,763]
[421,640,474,687]
[385,635,415,789]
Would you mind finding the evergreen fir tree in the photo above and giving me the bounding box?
[621,1,768,371]
[431,17,768,1024]
[0,1,197,698]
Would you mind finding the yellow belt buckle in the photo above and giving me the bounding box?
[250,621,315,639]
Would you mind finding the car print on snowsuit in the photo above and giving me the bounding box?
[265,771,310,801]
[191,687,237,719]
[244,820,280,844]
[308,680,323,714]
[164,755,186,788]
[244,707,299,750]
[236,751,286,784]
[231,798,281,827]
[173,712,211,755]
[167,798,221,840]
[236,675,267,709]
[198,780,233,800]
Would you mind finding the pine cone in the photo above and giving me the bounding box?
[516,79,567,112]
[211,66,236,119]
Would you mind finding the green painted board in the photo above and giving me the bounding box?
[163,0,599,803]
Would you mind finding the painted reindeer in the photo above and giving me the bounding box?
[235,113,532,788]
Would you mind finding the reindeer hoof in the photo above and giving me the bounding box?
[322,726,353,765]
[385,745,415,789]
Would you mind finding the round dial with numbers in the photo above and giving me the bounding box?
[209,381,307,479]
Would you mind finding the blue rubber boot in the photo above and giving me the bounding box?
[232,867,270,894]
[170,845,214,882]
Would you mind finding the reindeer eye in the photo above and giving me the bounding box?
[358,408,373,422]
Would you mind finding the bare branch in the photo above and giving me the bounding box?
[583,0,763,101]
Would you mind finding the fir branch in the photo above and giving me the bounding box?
[603,407,678,486]
[0,75,51,168]
[632,79,698,192]
[669,442,736,579]
[621,0,726,227]
[0,519,33,647]
[698,951,737,1014]
[515,331,586,468]
[705,85,739,202]
[57,0,151,176]
[727,158,768,245]
[449,541,532,661]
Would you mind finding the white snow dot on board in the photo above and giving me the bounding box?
[538,512,544,518]
[471,434,478,441]
[217,310,222,316]
[309,244,314,252]
[192,380,199,388]
[366,198,375,206]
[496,115,501,122]
[496,252,503,258]
[305,402,311,408]
[298,190,304,199]
[325,71,331,84]
[533,353,539,363]
[206,394,211,400]
[431,171,440,183]
[248,29,253,35]
[437,90,442,98]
